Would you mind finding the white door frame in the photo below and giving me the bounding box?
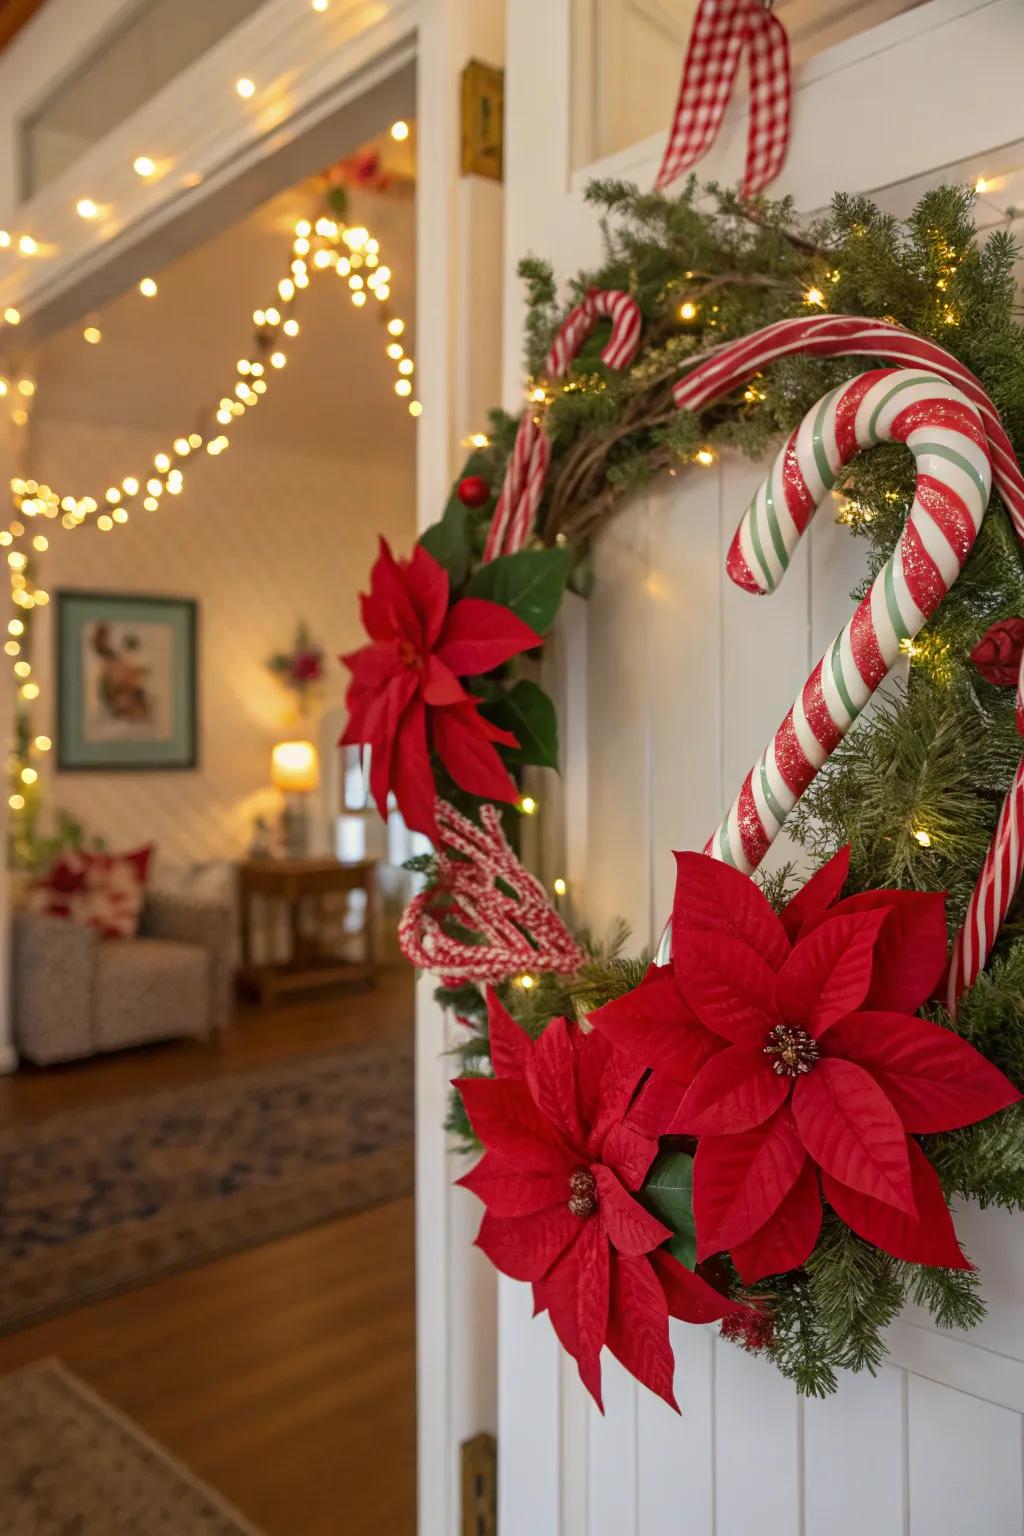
[0,2,503,1528]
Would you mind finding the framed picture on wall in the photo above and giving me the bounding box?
[56,591,198,771]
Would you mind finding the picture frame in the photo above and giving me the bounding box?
[460,60,504,182]
[56,591,198,771]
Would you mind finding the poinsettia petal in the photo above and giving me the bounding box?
[600,1120,660,1191]
[672,1045,789,1134]
[672,851,790,971]
[534,1219,610,1410]
[456,1076,575,1172]
[342,639,403,691]
[421,655,468,707]
[589,968,722,1085]
[486,988,531,1079]
[776,910,887,1036]
[373,537,425,647]
[436,597,542,677]
[822,1141,971,1269]
[692,1107,807,1259]
[389,694,438,837]
[527,1017,586,1152]
[587,1041,648,1156]
[648,1248,739,1324]
[432,703,520,803]
[780,847,851,941]
[822,889,949,1013]
[729,1160,822,1284]
[606,1254,678,1411]
[622,1070,688,1140]
[475,1205,579,1281]
[791,1058,914,1214]
[676,933,781,1045]
[407,541,451,649]
[457,1152,569,1216]
[825,1011,1022,1132]
[594,1166,672,1256]
[570,1025,613,1131]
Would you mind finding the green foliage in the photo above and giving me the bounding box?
[482,679,559,769]
[641,1150,697,1269]
[466,547,571,633]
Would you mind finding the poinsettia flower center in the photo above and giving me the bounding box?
[567,1168,599,1218]
[763,1023,819,1078]
[397,637,424,670]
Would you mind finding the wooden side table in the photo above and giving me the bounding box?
[236,858,377,1006]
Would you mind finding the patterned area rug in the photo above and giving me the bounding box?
[0,1045,413,1332]
[0,1359,266,1534]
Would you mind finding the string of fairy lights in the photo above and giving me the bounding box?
[0,132,418,844]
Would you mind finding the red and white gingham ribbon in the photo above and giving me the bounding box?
[672,312,1024,1012]
[483,289,643,562]
[656,0,791,199]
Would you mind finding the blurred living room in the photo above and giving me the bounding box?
[0,2,431,1531]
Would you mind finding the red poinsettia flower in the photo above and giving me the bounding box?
[971,616,1024,688]
[341,539,540,838]
[455,991,739,1410]
[592,848,1020,1284]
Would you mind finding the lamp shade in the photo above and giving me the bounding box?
[271,739,319,793]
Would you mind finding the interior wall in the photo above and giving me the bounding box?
[20,179,417,880]
[31,423,413,876]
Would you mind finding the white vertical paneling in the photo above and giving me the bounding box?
[804,1366,906,1536]
[637,1326,715,1536]
[648,471,723,924]
[586,508,653,939]
[714,1338,801,1535]
[907,1376,1024,1535]
[719,458,813,881]
[589,1359,639,1536]
[561,1354,592,1536]
[499,1275,563,1536]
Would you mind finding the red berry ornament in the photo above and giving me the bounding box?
[457,475,491,509]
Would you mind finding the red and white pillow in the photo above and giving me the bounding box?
[26,845,154,939]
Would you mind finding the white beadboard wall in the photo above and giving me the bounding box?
[31,419,415,873]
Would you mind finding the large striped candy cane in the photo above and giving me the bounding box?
[673,314,1024,539]
[675,314,1024,1008]
[483,289,643,562]
[704,368,991,873]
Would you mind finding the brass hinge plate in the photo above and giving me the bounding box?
[461,1431,497,1536]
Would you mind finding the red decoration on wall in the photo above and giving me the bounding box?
[591,848,1020,1282]
[340,539,540,839]
[456,993,741,1410]
[398,799,584,985]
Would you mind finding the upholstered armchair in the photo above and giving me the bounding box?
[12,891,233,1066]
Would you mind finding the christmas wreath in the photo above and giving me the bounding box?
[341,179,1024,1401]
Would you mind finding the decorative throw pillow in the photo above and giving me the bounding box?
[26,845,154,939]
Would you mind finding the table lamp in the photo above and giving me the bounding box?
[271,739,320,857]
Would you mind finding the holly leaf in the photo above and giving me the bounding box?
[483,680,559,769]
[419,500,471,587]
[466,548,570,633]
[640,1150,697,1265]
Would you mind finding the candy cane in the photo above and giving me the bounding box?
[673,314,1024,540]
[702,368,990,874]
[544,289,643,379]
[483,289,643,563]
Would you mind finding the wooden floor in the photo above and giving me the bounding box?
[0,972,418,1536]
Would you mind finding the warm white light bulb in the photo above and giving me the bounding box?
[390,120,410,142]
[236,77,256,99]
[133,156,156,178]
[139,277,158,297]
[76,198,98,219]
[388,318,405,337]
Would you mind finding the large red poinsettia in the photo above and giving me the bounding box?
[592,848,1020,1284]
[455,991,739,1410]
[341,539,540,838]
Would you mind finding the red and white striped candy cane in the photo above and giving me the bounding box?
[673,314,1024,540]
[482,290,643,563]
[674,313,1024,1005]
[544,289,643,380]
[701,368,991,875]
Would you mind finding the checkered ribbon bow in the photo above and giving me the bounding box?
[656,0,791,198]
